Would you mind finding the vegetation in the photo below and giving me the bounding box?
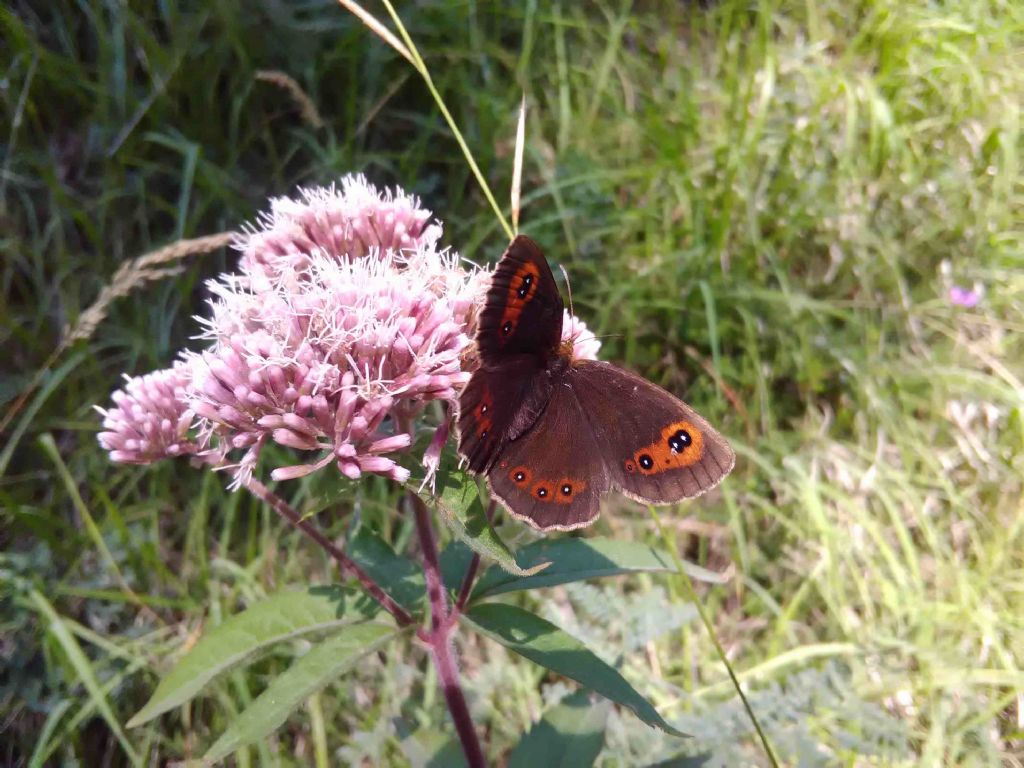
[2,1,1022,765]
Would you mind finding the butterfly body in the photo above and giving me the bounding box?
[458,236,734,531]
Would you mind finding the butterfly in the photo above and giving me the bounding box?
[456,235,735,531]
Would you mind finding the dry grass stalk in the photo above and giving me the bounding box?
[62,231,234,348]
[335,0,414,64]
[0,232,233,436]
[511,94,526,233]
[255,70,325,129]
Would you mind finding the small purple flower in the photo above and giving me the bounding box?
[949,284,980,308]
[96,362,198,464]
[420,419,451,491]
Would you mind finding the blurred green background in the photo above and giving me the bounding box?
[2,1,1022,765]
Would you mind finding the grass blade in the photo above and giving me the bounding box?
[648,506,779,766]
[0,351,86,477]
[512,94,526,233]
[29,589,141,766]
[376,0,513,240]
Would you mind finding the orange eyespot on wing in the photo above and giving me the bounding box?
[508,465,533,486]
[553,477,586,504]
[474,390,495,438]
[531,480,552,500]
[628,420,704,475]
[565,361,734,503]
[486,382,610,530]
[518,474,588,504]
[498,262,542,339]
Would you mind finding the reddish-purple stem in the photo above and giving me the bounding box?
[244,477,415,627]
[453,500,494,614]
[454,553,481,613]
[409,492,486,768]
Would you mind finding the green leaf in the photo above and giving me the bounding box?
[425,467,548,578]
[464,603,686,737]
[472,537,726,600]
[508,689,609,768]
[439,539,476,594]
[128,586,382,727]
[643,754,714,767]
[346,526,425,610]
[397,727,468,768]
[203,623,400,764]
[0,351,86,477]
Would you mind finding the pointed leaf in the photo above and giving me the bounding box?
[508,689,609,768]
[346,526,424,610]
[643,754,714,767]
[425,467,548,578]
[203,623,400,763]
[397,727,468,768]
[473,537,726,600]
[129,587,381,727]
[440,539,476,595]
[464,603,685,737]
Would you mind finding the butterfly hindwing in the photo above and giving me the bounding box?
[567,361,735,503]
[457,355,544,473]
[476,235,563,363]
[488,383,611,531]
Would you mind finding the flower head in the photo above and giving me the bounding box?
[190,243,477,484]
[561,310,601,361]
[237,175,442,284]
[949,284,981,308]
[96,362,198,464]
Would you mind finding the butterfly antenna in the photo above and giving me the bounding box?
[558,264,574,318]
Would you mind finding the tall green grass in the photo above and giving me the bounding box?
[2,1,1021,764]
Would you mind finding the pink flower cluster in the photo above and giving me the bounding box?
[97,362,198,464]
[561,310,601,361]
[97,174,600,489]
[189,244,482,485]
[238,174,442,284]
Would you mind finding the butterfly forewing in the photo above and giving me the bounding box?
[459,236,566,472]
[476,235,563,363]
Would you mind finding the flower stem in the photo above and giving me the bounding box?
[454,500,493,614]
[454,553,481,613]
[408,492,486,768]
[244,477,415,627]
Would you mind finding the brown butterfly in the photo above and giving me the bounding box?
[457,235,735,531]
